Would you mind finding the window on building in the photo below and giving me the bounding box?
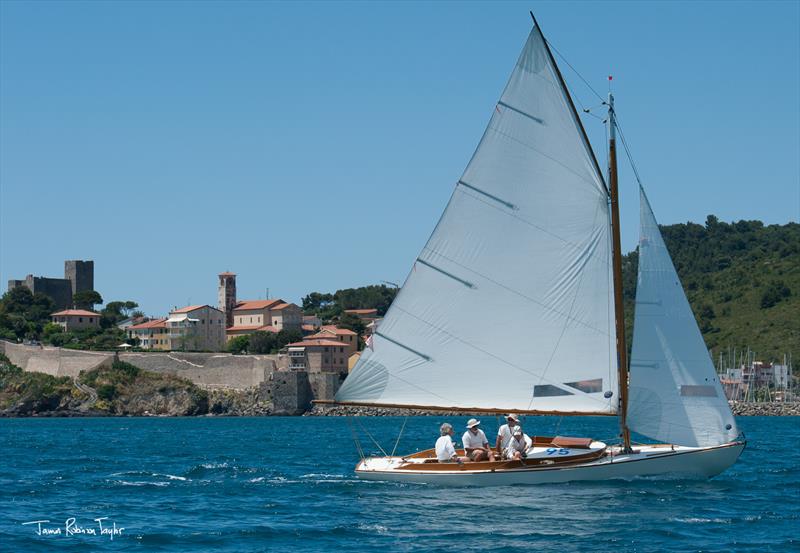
[89,318,93,322]
[79,317,83,322]
[324,347,328,352]
[324,357,329,364]
[339,347,344,353]
[202,320,205,324]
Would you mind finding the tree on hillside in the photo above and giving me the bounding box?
[337,313,366,337]
[761,281,791,309]
[100,300,140,328]
[248,331,276,354]
[227,335,249,354]
[72,290,103,310]
[302,284,399,322]
[0,287,55,341]
[622,216,799,359]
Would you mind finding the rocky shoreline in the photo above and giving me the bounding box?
[303,402,800,417]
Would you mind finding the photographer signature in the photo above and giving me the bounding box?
[22,517,124,540]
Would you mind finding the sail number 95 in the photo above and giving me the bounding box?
[546,448,570,456]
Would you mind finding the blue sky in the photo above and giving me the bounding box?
[1,1,798,315]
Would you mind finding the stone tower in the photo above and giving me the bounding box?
[218,272,237,328]
[64,260,94,295]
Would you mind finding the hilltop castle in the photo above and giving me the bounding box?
[8,260,94,310]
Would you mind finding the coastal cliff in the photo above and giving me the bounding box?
[0,354,273,417]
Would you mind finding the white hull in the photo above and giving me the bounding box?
[355,441,745,486]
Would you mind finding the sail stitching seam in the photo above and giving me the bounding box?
[454,188,612,267]
[486,124,603,193]
[421,247,610,337]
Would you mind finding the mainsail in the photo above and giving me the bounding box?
[336,24,618,414]
[628,187,739,446]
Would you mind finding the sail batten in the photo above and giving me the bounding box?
[335,25,617,414]
[628,187,738,447]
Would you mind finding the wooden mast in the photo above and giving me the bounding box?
[607,92,632,452]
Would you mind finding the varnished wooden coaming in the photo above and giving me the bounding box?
[394,437,606,472]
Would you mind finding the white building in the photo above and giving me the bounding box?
[167,305,225,351]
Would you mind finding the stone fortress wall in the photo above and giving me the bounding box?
[0,340,342,413]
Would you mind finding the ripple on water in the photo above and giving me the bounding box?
[1,416,797,553]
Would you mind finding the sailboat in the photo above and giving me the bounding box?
[323,14,745,485]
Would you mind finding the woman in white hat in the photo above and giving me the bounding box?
[462,419,496,462]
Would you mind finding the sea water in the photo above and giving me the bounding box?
[0,416,797,552]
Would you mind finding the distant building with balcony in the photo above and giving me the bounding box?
[285,339,349,373]
[167,305,225,351]
[127,318,169,350]
[225,299,302,341]
[720,361,790,401]
[304,325,358,356]
[50,309,101,332]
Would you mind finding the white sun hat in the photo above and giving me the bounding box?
[466,418,481,429]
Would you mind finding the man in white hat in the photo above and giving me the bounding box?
[495,413,520,455]
[504,426,532,460]
[462,419,495,462]
[435,423,468,464]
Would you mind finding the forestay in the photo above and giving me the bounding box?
[336,24,618,414]
[628,187,738,446]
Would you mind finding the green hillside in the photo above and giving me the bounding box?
[622,216,799,362]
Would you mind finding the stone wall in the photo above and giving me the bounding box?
[0,340,341,413]
[119,352,276,390]
[270,371,313,415]
[0,340,112,378]
[308,372,345,402]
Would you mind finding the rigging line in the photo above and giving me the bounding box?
[355,418,389,457]
[389,304,612,407]
[347,416,366,461]
[613,114,646,188]
[545,39,605,102]
[390,416,409,457]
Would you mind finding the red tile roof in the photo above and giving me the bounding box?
[226,325,279,333]
[218,271,236,276]
[301,324,317,332]
[51,309,100,317]
[271,302,295,310]
[171,305,208,314]
[128,318,167,330]
[233,299,282,311]
[287,339,348,348]
[320,325,357,336]
[345,308,378,315]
